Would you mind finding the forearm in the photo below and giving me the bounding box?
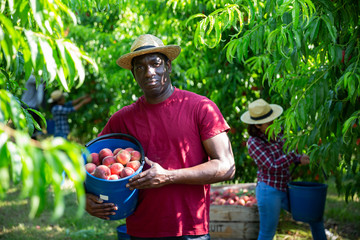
[127,132,235,190]
[168,159,235,185]
[72,95,87,105]
[73,100,87,111]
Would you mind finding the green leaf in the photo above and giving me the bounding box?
[290,48,298,72]
[206,15,215,37]
[321,15,337,43]
[292,0,300,29]
[214,18,222,47]
[7,141,22,184]
[246,0,255,27]
[24,30,39,68]
[225,39,238,63]
[27,108,46,130]
[39,37,57,82]
[267,28,280,52]
[292,29,301,49]
[309,18,320,42]
[64,41,85,88]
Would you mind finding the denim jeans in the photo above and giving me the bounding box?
[130,234,210,240]
[256,182,327,240]
[256,181,289,240]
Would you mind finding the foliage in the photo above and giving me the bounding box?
[0,0,100,219]
[191,0,360,199]
[1,0,359,221]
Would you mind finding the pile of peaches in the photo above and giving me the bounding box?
[210,188,257,207]
[85,147,141,180]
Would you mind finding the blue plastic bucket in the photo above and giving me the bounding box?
[288,181,328,223]
[84,133,145,220]
[117,224,130,240]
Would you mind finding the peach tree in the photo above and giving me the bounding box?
[189,0,360,200]
[0,0,99,219]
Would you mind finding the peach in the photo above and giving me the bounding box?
[238,199,246,206]
[93,165,111,179]
[99,148,113,162]
[109,174,119,180]
[120,167,135,178]
[102,156,116,166]
[113,148,123,155]
[130,150,141,161]
[225,199,235,205]
[126,160,141,172]
[87,152,100,166]
[85,162,96,174]
[245,201,254,207]
[124,147,134,152]
[110,162,124,175]
[115,150,131,165]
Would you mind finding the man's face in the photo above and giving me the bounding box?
[131,53,172,98]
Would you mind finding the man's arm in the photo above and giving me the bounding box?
[126,132,235,190]
[73,96,92,110]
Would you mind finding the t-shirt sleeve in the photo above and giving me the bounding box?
[197,98,230,141]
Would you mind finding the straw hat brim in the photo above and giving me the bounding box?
[240,104,283,124]
[116,45,181,70]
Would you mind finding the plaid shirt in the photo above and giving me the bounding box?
[247,132,300,192]
[52,102,75,137]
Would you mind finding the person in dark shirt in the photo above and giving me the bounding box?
[49,90,92,139]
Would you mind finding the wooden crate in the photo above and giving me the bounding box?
[209,183,259,240]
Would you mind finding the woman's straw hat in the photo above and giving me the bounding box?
[240,99,283,124]
[116,34,181,70]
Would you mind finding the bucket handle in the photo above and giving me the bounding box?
[85,133,145,163]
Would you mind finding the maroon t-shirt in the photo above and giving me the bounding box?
[99,88,230,237]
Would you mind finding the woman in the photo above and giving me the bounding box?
[241,99,325,240]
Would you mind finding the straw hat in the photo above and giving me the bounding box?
[240,99,283,124]
[116,34,181,70]
[48,90,64,103]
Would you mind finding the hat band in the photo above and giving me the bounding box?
[133,45,157,52]
[250,109,273,120]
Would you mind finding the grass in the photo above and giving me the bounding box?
[275,179,360,240]
[0,178,359,240]
[0,180,124,240]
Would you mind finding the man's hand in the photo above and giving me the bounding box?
[85,193,117,220]
[126,157,172,190]
[300,155,310,165]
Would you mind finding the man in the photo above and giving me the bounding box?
[85,34,235,239]
[49,90,92,139]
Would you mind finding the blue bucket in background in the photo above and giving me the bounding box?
[288,181,328,223]
[117,224,130,240]
[83,133,145,220]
